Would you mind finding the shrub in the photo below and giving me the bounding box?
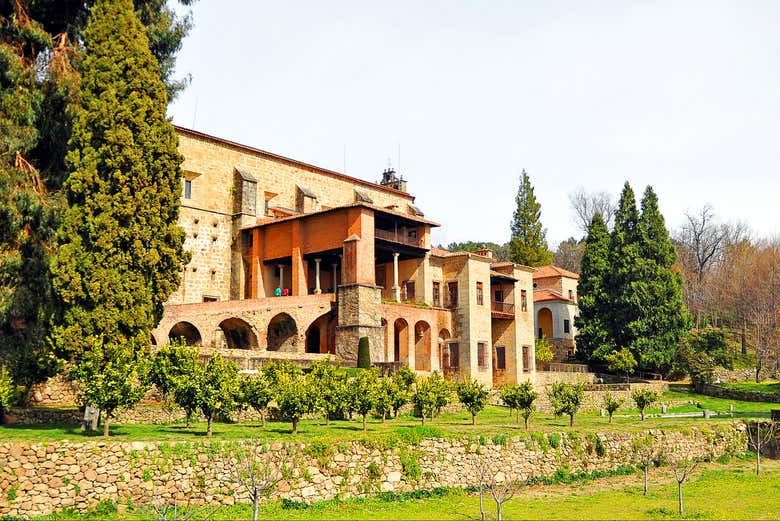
[548,432,562,449]
[547,382,584,427]
[0,366,16,419]
[603,390,624,424]
[535,338,554,367]
[367,461,381,480]
[456,378,490,425]
[605,348,637,382]
[357,337,371,369]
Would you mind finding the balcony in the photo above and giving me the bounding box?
[491,301,515,319]
[375,228,423,248]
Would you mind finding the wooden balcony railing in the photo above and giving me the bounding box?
[491,301,515,315]
[375,228,423,247]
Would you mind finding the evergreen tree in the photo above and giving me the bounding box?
[50,0,187,359]
[606,182,643,352]
[632,186,690,371]
[575,213,612,361]
[0,9,62,389]
[509,169,553,266]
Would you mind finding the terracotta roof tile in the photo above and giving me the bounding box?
[532,265,580,280]
[534,290,574,303]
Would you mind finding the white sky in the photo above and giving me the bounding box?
[168,0,780,248]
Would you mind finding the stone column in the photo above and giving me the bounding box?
[332,263,338,292]
[314,258,322,294]
[393,252,401,302]
[278,264,284,292]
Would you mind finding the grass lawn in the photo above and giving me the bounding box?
[36,457,780,520]
[722,380,780,394]
[2,386,777,443]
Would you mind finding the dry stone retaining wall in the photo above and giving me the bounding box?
[0,424,746,518]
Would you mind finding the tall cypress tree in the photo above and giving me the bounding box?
[509,169,553,266]
[50,0,187,359]
[575,213,612,361]
[633,186,689,371]
[606,182,643,352]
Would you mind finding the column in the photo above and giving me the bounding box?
[314,258,322,294]
[332,263,338,292]
[278,264,284,294]
[393,252,401,302]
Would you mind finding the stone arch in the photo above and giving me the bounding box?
[267,313,298,352]
[305,312,334,354]
[393,318,409,363]
[218,317,258,350]
[538,308,553,339]
[169,322,201,346]
[414,321,432,371]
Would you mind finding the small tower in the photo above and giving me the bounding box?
[380,166,407,192]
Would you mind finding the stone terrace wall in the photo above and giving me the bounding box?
[698,383,780,404]
[0,424,746,518]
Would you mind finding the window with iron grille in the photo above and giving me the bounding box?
[564,319,570,334]
[521,290,528,312]
[476,282,484,305]
[494,346,506,370]
[432,281,441,307]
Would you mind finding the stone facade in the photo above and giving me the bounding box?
[0,425,746,518]
[533,265,579,362]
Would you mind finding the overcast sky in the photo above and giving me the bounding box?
[168,1,779,248]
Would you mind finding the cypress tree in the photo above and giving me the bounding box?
[575,213,612,361]
[633,186,689,371]
[50,0,187,359]
[606,182,643,352]
[509,169,553,266]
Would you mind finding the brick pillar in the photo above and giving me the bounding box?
[291,220,307,296]
[250,228,264,298]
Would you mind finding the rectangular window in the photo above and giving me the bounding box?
[564,319,571,334]
[476,282,484,305]
[521,290,528,312]
[184,179,192,199]
[264,198,270,216]
[477,342,488,368]
[432,281,441,307]
[522,345,531,372]
[202,296,218,302]
[448,343,459,369]
[447,282,458,309]
[494,288,503,303]
[568,289,574,301]
[404,281,415,301]
[495,346,506,370]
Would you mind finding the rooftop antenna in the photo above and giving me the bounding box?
[191,95,199,129]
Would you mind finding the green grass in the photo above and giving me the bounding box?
[2,386,777,443]
[722,380,780,394]
[33,458,780,520]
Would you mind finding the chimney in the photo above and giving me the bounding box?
[380,167,407,192]
[474,248,493,259]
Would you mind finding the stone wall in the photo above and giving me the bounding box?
[698,383,780,404]
[0,424,746,518]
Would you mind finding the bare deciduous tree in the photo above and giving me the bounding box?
[664,449,703,517]
[141,485,220,521]
[222,439,283,521]
[745,420,778,476]
[472,456,518,521]
[568,187,616,233]
[631,434,658,496]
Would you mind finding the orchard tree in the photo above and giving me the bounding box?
[390,367,415,417]
[240,373,273,428]
[605,348,637,383]
[575,213,612,362]
[547,382,584,427]
[516,381,538,429]
[71,340,150,436]
[631,388,659,421]
[535,338,554,368]
[412,375,440,425]
[509,169,553,266]
[631,434,658,496]
[197,353,240,437]
[374,377,396,422]
[602,391,623,424]
[308,358,341,425]
[276,373,313,434]
[456,379,490,425]
[146,341,198,400]
[50,0,188,362]
[352,368,379,432]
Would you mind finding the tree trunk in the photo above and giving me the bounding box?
[756,442,761,476]
[569,414,574,427]
[362,414,367,432]
[524,416,529,430]
[261,411,266,428]
[643,466,648,495]
[185,410,192,429]
[421,414,426,426]
[103,414,110,437]
[382,411,386,423]
[497,500,503,521]
[641,408,645,421]
[207,413,214,437]
[479,482,485,521]
[253,492,260,521]
[325,413,330,426]
[678,481,684,516]
[472,413,476,426]
[609,413,613,424]
[292,418,298,435]
[741,321,747,355]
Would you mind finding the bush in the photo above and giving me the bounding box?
[603,390,624,424]
[456,379,489,425]
[547,382,584,427]
[631,388,660,421]
[357,337,371,369]
[0,366,16,418]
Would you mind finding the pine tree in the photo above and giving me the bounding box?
[606,182,643,352]
[575,213,612,361]
[50,0,187,359]
[633,186,690,371]
[509,169,553,266]
[0,9,62,389]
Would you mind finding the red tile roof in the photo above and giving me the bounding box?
[532,265,579,280]
[534,290,574,303]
